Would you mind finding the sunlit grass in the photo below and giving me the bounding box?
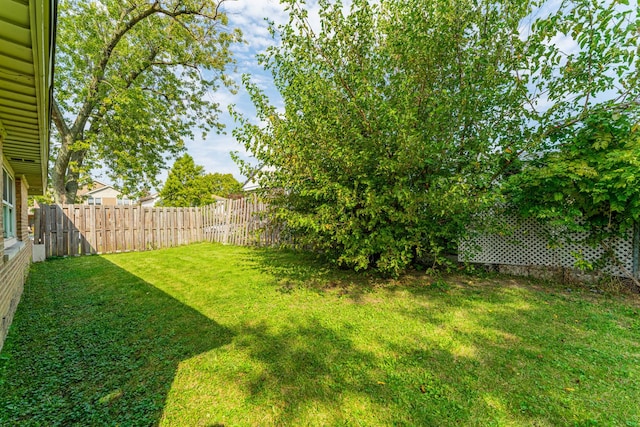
[1,242,639,426]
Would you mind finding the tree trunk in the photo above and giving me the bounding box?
[51,135,73,204]
[51,99,90,204]
[51,144,87,204]
[64,150,87,204]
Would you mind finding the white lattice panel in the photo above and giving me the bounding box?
[459,215,634,276]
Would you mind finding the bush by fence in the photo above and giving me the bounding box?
[459,215,640,280]
[34,199,640,282]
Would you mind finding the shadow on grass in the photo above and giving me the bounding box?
[240,247,640,425]
[233,318,483,426]
[246,247,390,299]
[0,256,233,426]
[4,244,637,425]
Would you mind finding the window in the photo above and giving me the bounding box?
[88,197,102,206]
[2,167,15,239]
[117,198,131,206]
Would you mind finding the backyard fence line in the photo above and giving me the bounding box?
[35,204,203,257]
[458,214,640,280]
[35,196,281,258]
[201,196,284,246]
[33,201,640,280]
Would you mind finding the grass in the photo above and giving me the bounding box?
[1,242,639,426]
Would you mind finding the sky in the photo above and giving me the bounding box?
[171,0,567,188]
[175,0,295,187]
[136,0,588,191]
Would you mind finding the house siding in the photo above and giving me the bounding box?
[0,240,31,352]
[83,186,128,206]
[0,132,3,258]
[0,135,33,351]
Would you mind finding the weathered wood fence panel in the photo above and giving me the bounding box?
[37,204,204,257]
[201,196,283,246]
[35,197,281,258]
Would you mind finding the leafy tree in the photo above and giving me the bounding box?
[51,0,241,204]
[502,0,640,282]
[505,112,640,235]
[159,154,208,206]
[204,173,243,198]
[234,0,532,275]
[159,154,241,206]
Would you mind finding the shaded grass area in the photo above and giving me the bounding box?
[1,242,639,426]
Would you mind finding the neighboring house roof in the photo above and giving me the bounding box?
[84,186,123,199]
[138,193,160,206]
[241,164,277,192]
[138,193,159,204]
[83,182,122,198]
[242,180,260,192]
[76,180,108,197]
[77,181,133,203]
[0,0,57,195]
[242,167,263,192]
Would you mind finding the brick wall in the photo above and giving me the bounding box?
[0,240,31,352]
[0,134,34,351]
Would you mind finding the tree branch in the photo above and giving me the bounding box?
[293,3,373,134]
[72,1,225,137]
[52,98,72,140]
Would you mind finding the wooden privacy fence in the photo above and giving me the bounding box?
[35,204,203,257]
[201,197,282,246]
[35,197,282,258]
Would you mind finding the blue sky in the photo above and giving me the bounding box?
[177,0,295,186]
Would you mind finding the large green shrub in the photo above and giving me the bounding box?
[234,0,531,275]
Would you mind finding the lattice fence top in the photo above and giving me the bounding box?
[459,215,634,275]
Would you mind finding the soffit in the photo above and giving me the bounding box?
[0,0,55,195]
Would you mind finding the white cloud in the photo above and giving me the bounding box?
[177,1,361,185]
[547,33,578,56]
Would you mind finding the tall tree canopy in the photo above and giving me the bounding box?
[504,0,640,233]
[159,154,241,206]
[52,0,241,204]
[235,0,532,275]
[235,0,640,276]
[204,172,244,198]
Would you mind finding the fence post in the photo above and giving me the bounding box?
[33,207,42,244]
[633,221,639,279]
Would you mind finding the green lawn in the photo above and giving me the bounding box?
[1,243,639,426]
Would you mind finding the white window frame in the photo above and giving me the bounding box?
[88,197,102,206]
[2,165,17,246]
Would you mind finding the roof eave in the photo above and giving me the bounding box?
[28,0,56,195]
